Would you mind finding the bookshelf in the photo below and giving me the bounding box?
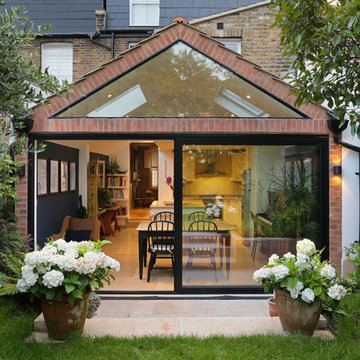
[106,173,129,223]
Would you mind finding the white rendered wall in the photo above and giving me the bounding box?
[341,128,360,255]
[158,148,174,201]
[110,141,130,173]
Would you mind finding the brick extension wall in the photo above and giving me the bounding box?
[18,21,342,269]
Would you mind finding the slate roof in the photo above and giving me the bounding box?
[3,0,264,35]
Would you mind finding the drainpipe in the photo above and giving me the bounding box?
[327,116,360,243]
[89,33,115,59]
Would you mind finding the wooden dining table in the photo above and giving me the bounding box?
[136,220,232,280]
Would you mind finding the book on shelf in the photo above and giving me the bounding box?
[116,207,127,216]
[107,176,127,187]
[111,189,125,199]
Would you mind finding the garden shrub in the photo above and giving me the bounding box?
[332,293,360,340]
[0,219,30,273]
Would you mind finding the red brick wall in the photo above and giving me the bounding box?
[15,152,28,236]
[20,22,342,269]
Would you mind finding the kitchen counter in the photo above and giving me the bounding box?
[150,199,206,215]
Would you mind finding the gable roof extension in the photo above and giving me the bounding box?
[31,19,329,133]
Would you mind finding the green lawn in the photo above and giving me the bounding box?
[1,297,359,360]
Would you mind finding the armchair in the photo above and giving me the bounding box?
[51,215,101,241]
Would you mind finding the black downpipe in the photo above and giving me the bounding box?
[327,118,360,243]
[89,33,115,59]
[111,32,115,59]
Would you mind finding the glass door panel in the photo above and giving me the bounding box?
[181,144,321,287]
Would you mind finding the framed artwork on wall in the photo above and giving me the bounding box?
[61,161,68,192]
[37,158,47,196]
[50,160,59,194]
[70,162,76,191]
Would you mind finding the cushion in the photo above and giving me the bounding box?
[65,229,91,242]
[69,217,95,240]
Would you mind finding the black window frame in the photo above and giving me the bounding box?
[29,133,329,295]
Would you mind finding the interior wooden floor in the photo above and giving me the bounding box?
[102,221,268,292]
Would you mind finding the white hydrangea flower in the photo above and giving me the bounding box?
[283,252,295,260]
[253,266,272,282]
[17,278,30,292]
[287,281,304,299]
[268,254,279,265]
[296,252,310,264]
[24,251,44,267]
[328,284,346,300]
[42,270,64,289]
[301,288,315,303]
[76,253,99,274]
[52,239,68,252]
[272,265,289,281]
[41,244,58,255]
[18,240,120,295]
[36,263,52,274]
[21,265,38,287]
[103,256,120,272]
[296,239,316,256]
[320,264,336,279]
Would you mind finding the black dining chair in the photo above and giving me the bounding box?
[185,220,219,282]
[151,211,175,222]
[146,220,175,282]
[187,211,211,222]
[187,220,217,232]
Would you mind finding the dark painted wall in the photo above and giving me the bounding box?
[37,142,79,247]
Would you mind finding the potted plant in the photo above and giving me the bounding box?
[106,158,121,175]
[97,187,112,208]
[253,239,346,335]
[16,239,120,340]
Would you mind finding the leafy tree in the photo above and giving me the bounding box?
[271,0,360,134]
[0,1,63,209]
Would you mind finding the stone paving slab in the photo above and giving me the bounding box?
[31,298,334,341]
[32,315,332,341]
[95,299,270,318]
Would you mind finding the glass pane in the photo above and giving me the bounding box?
[182,144,320,287]
[57,42,303,118]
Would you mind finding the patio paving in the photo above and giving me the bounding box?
[31,296,333,341]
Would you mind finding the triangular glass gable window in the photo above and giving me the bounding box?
[57,42,304,118]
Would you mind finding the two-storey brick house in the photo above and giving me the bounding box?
[3,1,352,293]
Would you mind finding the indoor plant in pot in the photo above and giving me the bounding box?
[16,239,120,340]
[253,239,346,335]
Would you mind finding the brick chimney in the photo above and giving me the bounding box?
[95,9,106,33]
[171,16,189,24]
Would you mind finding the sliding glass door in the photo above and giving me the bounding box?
[176,139,327,291]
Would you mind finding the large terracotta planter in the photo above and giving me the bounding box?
[41,290,91,340]
[275,289,322,336]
